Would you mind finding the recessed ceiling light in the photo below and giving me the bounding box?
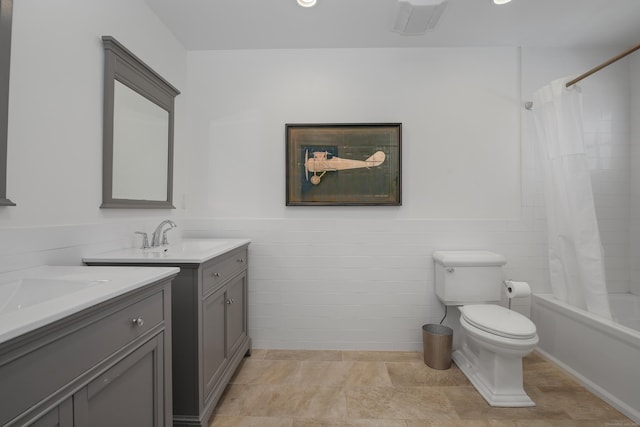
[297,0,317,7]
[493,0,512,4]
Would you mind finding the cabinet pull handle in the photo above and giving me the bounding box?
[132,317,144,327]
[212,272,220,277]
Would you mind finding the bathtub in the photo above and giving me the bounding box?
[533,293,640,423]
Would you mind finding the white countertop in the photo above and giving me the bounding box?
[0,265,179,345]
[82,238,251,264]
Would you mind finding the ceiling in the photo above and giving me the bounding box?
[144,0,640,51]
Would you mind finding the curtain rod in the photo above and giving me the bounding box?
[524,42,640,110]
[565,42,640,88]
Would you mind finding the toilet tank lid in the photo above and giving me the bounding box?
[432,251,506,267]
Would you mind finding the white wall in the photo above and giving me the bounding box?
[185,48,521,219]
[183,47,541,350]
[0,1,633,350]
[630,53,640,296]
[183,46,632,350]
[0,0,187,271]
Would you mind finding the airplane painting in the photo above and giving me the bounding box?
[286,123,401,206]
[304,149,386,185]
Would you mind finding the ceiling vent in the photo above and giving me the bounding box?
[391,0,448,36]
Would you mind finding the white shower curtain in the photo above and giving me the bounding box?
[532,77,612,320]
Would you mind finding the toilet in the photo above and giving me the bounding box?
[432,250,538,407]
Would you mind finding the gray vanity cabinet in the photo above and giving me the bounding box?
[225,272,248,357]
[0,277,174,427]
[86,243,251,427]
[29,399,73,427]
[74,334,165,427]
[33,334,165,427]
[202,284,227,397]
[202,269,248,401]
[173,245,250,427]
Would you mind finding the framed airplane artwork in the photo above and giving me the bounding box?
[286,123,401,206]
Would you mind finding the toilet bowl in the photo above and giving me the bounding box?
[453,304,538,407]
[432,251,539,407]
[460,305,538,354]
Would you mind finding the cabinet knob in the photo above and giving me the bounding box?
[131,317,144,327]
[226,299,232,305]
[212,272,220,278]
[237,258,245,263]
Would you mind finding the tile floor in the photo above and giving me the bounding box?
[208,350,637,427]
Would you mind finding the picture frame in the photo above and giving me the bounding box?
[286,123,401,206]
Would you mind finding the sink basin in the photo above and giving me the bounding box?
[0,265,180,345]
[147,239,232,254]
[0,278,103,314]
[83,238,251,264]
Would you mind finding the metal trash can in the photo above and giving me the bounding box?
[422,324,453,370]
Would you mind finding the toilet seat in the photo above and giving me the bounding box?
[460,304,537,340]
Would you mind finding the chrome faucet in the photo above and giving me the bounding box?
[151,219,177,247]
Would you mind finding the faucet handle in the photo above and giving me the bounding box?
[134,231,150,249]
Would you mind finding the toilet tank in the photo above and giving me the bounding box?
[432,251,506,305]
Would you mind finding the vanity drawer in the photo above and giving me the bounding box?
[0,289,165,425]
[202,247,248,295]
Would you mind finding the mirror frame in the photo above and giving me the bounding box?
[0,0,15,206]
[101,35,180,209]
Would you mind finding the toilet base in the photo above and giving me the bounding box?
[453,348,535,407]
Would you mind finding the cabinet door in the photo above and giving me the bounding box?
[226,272,247,357]
[74,334,165,427]
[202,285,227,400]
[27,398,73,427]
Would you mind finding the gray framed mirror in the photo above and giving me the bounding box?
[101,36,180,209]
[0,0,15,206]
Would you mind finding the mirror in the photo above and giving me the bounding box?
[0,0,15,206]
[113,81,169,200]
[101,36,179,209]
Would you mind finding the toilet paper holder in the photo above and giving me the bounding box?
[503,279,531,309]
